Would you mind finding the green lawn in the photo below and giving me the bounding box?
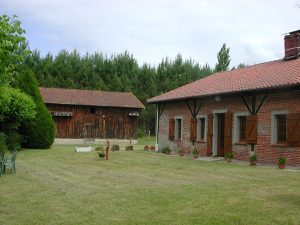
[0,137,299,225]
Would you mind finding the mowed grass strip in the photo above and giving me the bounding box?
[0,138,299,225]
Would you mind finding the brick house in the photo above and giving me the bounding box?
[148,30,300,166]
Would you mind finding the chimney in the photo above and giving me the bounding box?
[284,30,300,60]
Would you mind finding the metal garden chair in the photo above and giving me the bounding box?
[3,150,17,174]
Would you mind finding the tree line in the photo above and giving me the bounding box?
[24,47,232,134]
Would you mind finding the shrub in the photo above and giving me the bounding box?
[125,145,133,151]
[18,69,55,149]
[137,127,145,138]
[0,86,36,131]
[0,132,7,155]
[278,156,286,165]
[224,152,234,159]
[250,154,257,161]
[6,131,21,151]
[99,153,105,158]
[95,146,104,152]
[111,145,120,151]
[192,148,199,156]
[161,146,171,155]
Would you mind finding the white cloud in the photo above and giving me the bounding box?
[1,0,299,67]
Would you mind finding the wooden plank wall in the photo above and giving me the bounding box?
[47,104,139,139]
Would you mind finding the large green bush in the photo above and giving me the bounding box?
[0,86,36,131]
[18,69,55,149]
[0,132,7,155]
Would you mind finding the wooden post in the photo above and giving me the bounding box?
[105,140,110,160]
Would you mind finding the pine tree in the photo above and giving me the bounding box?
[215,43,231,72]
[18,69,55,149]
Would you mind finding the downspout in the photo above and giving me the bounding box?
[155,103,159,152]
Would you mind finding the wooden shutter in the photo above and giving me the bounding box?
[286,113,300,146]
[207,114,213,156]
[224,112,233,154]
[246,115,258,144]
[190,118,197,142]
[169,118,175,140]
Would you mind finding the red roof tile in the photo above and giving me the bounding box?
[148,58,300,103]
[39,87,145,109]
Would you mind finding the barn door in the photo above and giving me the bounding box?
[286,113,300,146]
[190,118,197,142]
[246,115,258,144]
[224,112,233,154]
[207,114,213,156]
[83,123,95,141]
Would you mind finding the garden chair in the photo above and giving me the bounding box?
[0,155,4,177]
[3,150,17,174]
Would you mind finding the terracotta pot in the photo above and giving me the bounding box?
[226,158,232,163]
[278,163,285,169]
[250,160,257,166]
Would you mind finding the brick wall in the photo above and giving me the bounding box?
[158,90,300,166]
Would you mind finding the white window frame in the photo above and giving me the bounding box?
[196,115,207,142]
[174,116,183,141]
[233,112,250,144]
[271,110,289,145]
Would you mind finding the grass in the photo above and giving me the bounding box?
[0,137,299,225]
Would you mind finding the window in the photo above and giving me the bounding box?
[233,112,249,144]
[276,115,286,143]
[271,110,289,145]
[238,116,246,142]
[175,118,183,140]
[90,107,96,114]
[197,117,206,141]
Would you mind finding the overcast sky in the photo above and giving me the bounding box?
[1,0,299,67]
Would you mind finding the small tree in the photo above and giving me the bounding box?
[18,69,55,149]
[0,15,31,86]
[215,43,231,72]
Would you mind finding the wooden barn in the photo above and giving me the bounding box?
[39,87,144,143]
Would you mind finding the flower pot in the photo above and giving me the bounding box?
[278,163,285,169]
[226,158,232,163]
[250,160,257,166]
[179,152,185,157]
[193,154,198,159]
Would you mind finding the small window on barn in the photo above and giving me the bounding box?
[197,116,207,142]
[276,115,287,143]
[90,107,96,114]
[271,110,289,145]
[175,117,183,141]
[238,116,246,142]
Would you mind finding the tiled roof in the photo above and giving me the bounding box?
[39,87,145,109]
[148,58,300,103]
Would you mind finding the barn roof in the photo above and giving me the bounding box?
[39,87,145,109]
[148,58,300,103]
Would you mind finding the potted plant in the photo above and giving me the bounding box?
[249,154,257,166]
[192,148,199,158]
[96,146,105,158]
[161,147,171,155]
[224,152,234,163]
[178,148,185,157]
[278,156,287,169]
